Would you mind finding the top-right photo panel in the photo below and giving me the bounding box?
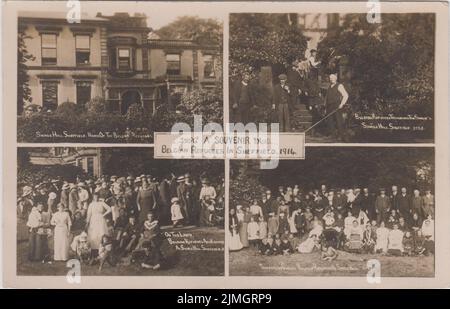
[229,13,434,143]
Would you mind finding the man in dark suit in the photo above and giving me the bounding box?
[272,74,293,132]
[230,73,254,124]
[361,188,375,220]
[390,185,400,212]
[398,187,412,222]
[375,188,390,224]
[351,188,363,217]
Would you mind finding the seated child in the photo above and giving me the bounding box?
[272,238,282,255]
[120,216,140,253]
[141,237,162,270]
[402,231,414,256]
[321,245,338,261]
[259,238,272,255]
[70,231,91,264]
[280,236,293,255]
[414,230,426,256]
[345,220,363,253]
[170,197,184,228]
[96,235,115,272]
[298,234,320,254]
[288,233,300,251]
[136,212,161,252]
[362,224,376,254]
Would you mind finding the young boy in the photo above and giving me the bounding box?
[259,238,271,255]
[247,216,260,249]
[120,216,140,253]
[280,236,293,255]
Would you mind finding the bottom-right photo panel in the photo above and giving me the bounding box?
[229,147,435,277]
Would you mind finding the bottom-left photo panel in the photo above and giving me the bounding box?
[16,147,225,276]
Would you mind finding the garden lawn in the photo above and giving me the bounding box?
[17,226,224,276]
[230,248,434,277]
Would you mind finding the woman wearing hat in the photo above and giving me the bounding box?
[50,203,72,261]
[18,186,34,242]
[60,183,70,210]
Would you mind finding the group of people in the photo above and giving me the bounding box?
[229,184,435,260]
[18,173,224,271]
[230,49,350,140]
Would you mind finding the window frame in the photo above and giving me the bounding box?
[117,47,132,71]
[166,53,181,75]
[75,34,91,66]
[203,54,215,78]
[41,33,57,66]
[41,80,59,111]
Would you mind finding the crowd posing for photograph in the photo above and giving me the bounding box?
[229,185,435,261]
[18,173,224,271]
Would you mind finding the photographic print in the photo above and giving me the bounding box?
[229,13,434,143]
[17,6,222,143]
[229,147,435,277]
[17,147,224,275]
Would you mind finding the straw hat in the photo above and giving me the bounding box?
[22,186,32,197]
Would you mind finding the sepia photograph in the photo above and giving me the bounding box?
[17,8,222,143]
[17,147,224,275]
[229,147,435,277]
[229,13,434,143]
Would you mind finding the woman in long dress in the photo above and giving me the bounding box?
[51,203,72,261]
[236,206,249,248]
[86,192,112,250]
[228,209,243,251]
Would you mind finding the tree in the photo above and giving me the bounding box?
[17,31,35,115]
[229,13,308,78]
[233,148,435,194]
[318,13,434,117]
[155,16,222,46]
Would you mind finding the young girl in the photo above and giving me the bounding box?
[375,221,390,254]
[247,216,260,249]
[258,216,268,241]
[170,197,184,228]
[267,212,279,237]
[97,235,115,272]
[362,224,376,254]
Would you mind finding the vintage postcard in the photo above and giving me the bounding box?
[3,1,450,289]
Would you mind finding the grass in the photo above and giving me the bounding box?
[230,248,434,277]
[17,226,224,276]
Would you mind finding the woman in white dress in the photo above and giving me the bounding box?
[86,192,112,250]
[51,203,72,261]
[375,221,390,254]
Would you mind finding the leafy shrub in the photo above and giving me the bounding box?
[86,96,107,114]
[56,101,84,115]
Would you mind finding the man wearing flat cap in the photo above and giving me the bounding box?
[272,73,293,132]
[375,188,391,224]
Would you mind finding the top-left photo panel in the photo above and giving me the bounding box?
[17,4,223,143]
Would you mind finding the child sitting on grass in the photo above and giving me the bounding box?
[321,244,338,261]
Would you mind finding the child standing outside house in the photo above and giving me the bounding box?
[247,216,260,249]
